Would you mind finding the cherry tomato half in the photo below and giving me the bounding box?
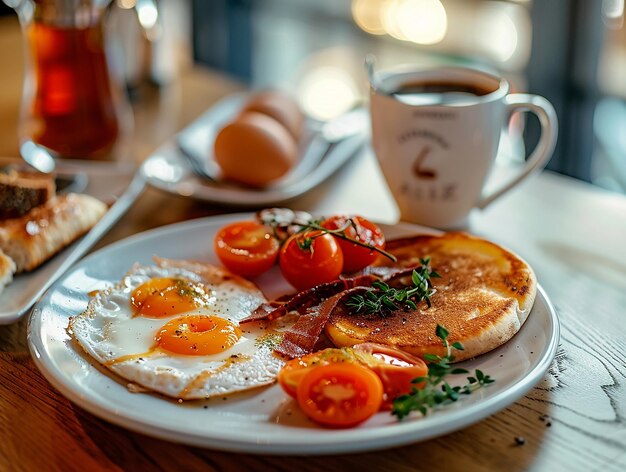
[278,349,355,398]
[278,344,428,407]
[321,215,385,274]
[296,363,383,428]
[353,343,428,409]
[279,231,343,291]
[214,221,280,277]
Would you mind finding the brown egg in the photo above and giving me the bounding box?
[242,90,304,140]
[214,112,297,188]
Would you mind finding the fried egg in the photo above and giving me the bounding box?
[69,258,292,399]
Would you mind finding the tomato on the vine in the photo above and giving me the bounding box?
[279,230,343,290]
[321,215,385,273]
[214,221,280,277]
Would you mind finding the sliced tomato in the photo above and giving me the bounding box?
[214,221,280,277]
[278,349,355,398]
[278,358,312,399]
[279,344,428,411]
[353,343,428,409]
[279,230,343,290]
[321,215,385,273]
[296,363,383,428]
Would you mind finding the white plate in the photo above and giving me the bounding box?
[0,158,144,324]
[139,94,366,206]
[27,214,559,455]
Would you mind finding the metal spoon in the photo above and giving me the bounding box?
[365,54,389,96]
[279,107,368,186]
[20,140,57,173]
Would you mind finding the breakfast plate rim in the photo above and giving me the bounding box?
[27,213,560,455]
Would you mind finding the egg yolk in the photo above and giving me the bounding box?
[131,278,211,318]
[155,315,242,356]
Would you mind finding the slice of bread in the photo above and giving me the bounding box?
[0,169,55,219]
[0,193,107,273]
[0,248,16,295]
[325,232,537,362]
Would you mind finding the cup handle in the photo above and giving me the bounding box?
[477,94,558,209]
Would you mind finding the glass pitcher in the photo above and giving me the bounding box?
[6,0,133,162]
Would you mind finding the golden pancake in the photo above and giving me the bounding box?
[325,232,537,362]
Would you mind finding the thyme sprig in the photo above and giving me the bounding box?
[392,324,495,420]
[299,218,397,263]
[345,258,441,314]
[258,209,397,263]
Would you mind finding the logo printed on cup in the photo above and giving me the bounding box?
[412,146,437,179]
[401,129,455,202]
[369,64,558,229]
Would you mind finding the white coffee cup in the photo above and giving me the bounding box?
[369,65,558,229]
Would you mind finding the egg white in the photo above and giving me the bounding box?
[69,259,292,399]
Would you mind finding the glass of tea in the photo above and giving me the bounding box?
[7,0,132,162]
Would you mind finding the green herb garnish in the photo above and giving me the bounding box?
[173,279,212,304]
[345,258,440,314]
[262,211,397,263]
[392,324,495,420]
[254,332,283,350]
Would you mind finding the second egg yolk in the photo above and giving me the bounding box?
[155,315,242,355]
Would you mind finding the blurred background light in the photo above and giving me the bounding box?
[381,0,404,40]
[395,0,447,45]
[297,65,360,120]
[136,0,159,30]
[350,0,529,69]
[351,0,387,35]
[117,0,136,10]
[477,3,518,62]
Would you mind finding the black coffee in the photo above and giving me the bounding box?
[392,81,494,97]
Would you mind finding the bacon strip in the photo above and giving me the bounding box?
[241,255,428,358]
[240,274,379,324]
[274,287,370,358]
[270,267,428,358]
[241,293,293,323]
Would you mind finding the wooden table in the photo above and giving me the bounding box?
[1,16,626,472]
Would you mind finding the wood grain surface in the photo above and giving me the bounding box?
[0,14,625,472]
